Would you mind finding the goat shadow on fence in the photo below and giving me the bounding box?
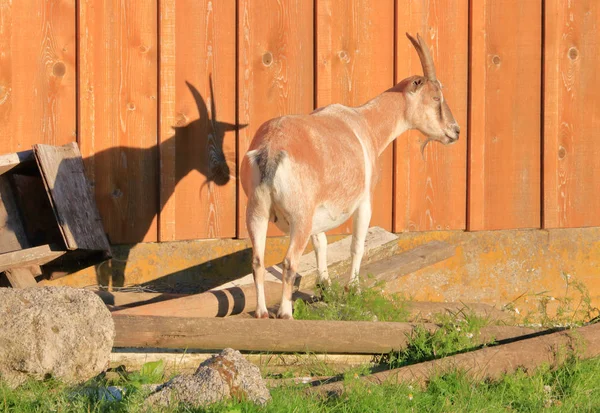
[48,77,248,289]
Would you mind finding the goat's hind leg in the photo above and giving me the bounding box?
[278,220,312,319]
[247,196,270,319]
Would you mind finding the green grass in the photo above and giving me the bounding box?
[2,280,599,412]
[293,278,410,322]
[3,356,600,412]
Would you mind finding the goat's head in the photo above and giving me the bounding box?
[401,33,460,152]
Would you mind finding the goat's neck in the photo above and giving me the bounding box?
[356,91,410,156]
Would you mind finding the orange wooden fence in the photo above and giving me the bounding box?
[0,0,598,244]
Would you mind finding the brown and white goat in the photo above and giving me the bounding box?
[240,33,460,319]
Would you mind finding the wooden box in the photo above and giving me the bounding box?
[0,143,111,287]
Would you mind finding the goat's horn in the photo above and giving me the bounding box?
[406,32,437,82]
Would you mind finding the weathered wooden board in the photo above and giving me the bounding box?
[33,143,111,252]
[544,0,600,228]
[0,244,65,273]
[159,0,237,241]
[0,0,76,153]
[468,0,542,231]
[112,282,282,318]
[0,151,35,176]
[316,0,395,233]
[211,227,398,291]
[78,0,159,243]
[345,240,455,285]
[237,0,314,238]
[4,267,38,288]
[0,176,29,253]
[113,315,438,353]
[394,0,468,232]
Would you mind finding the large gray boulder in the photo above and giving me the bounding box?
[146,348,271,408]
[0,286,114,388]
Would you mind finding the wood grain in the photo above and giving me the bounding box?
[159,0,237,241]
[33,143,111,251]
[4,267,38,288]
[468,0,542,231]
[112,282,282,317]
[0,244,65,272]
[394,0,468,232]
[78,0,158,243]
[544,0,600,228]
[0,0,76,153]
[316,0,395,234]
[113,315,438,353]
[237,0,314,238]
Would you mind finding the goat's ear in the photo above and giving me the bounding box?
[410,77,425,93]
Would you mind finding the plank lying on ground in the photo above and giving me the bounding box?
[337,240,455,286]
[311,323,600,395]
[111,282,282,317]
[212,226,399,291]
[110,352,373,376]
[112,315,537,354]
[405,301,513,324]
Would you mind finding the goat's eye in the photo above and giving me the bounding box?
[433,96,441,102]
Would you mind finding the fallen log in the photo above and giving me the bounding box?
[111,282,282,317]
[311,323,600,395]
[112,315,536,354]
[95,290,186,308]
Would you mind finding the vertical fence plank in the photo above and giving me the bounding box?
[159,0,236,241]
[544,0,600,228]
[316,0,395,234]
[237,0,314,238]
[0,0,76,153]
[394,0,468,232]
[79,0,158,244]
[468,0,542,231]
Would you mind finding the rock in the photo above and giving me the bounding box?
[0,286,115,388]
[146,348,271,408]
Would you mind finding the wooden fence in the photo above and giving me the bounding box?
[0,1,598,244]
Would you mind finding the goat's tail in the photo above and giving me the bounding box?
[246,148,287,186]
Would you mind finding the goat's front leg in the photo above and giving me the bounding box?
[311,232,330,287]
[349,199,372,286]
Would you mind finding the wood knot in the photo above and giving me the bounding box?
[338,50,350,63]
[127,102,136,111]
[139,44,149,53]
[262,52,273,67]
[558,146,567,160]
[568,47,579,61]
[492,55,501,66]
[53,62,66,77]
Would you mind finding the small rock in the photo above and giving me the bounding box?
[0,286,115,388]
[146,348,270,408]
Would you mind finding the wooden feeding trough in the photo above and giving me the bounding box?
[0,143,111,287]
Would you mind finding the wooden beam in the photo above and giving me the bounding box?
[0,244,66,272]
[112,315,538,354]
[111,282,282,317]
[4,267,38,288]
[311,323,600,394]
[339,240,455,286]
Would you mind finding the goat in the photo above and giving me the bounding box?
[240,33,460,319]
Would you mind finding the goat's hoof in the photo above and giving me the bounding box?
[276,311,293,320]
[255,310,270,319]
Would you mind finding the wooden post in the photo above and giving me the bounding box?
[111,282,282,317]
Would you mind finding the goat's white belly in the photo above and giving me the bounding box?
[310,204,354,234]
